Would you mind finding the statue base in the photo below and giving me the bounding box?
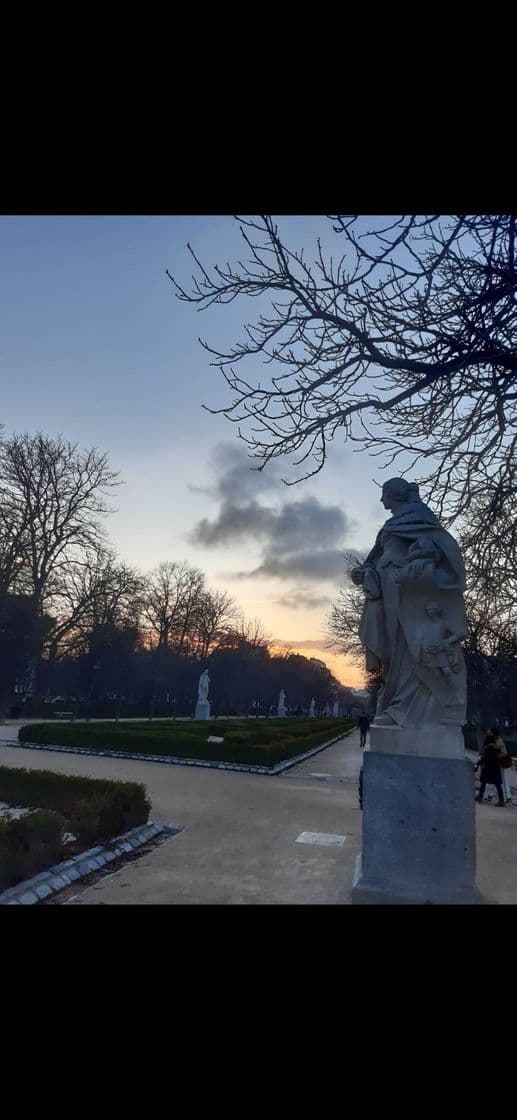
[352,750,483,905]
[277,707,286,718]
[195,700,211,720]
[370,721,465,759]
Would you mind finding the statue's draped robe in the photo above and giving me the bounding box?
[359,500,467,727]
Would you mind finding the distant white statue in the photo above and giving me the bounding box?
[332,698,339,718]
[195,668,211,720]
[309,697,316,718]
[277,688,286,718]
[198,669,210,702]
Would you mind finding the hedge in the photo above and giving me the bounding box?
[0,765,151,890]
[0,808,66,891]
[18,718,356,767]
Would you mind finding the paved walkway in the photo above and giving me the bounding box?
[1,726,516,904]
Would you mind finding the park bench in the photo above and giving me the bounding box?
[53,711,74,720]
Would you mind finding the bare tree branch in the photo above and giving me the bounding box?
[169,215,517,523]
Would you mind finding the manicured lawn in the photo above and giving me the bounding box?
[18,717,356,768]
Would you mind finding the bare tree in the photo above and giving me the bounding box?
[218,615,271,652]
[0,432,119,612]
[326,551,382,712]
[169,215,517,528]
[326,552,367,664]
[191,587,238,660]
[141,560,205,653]
[48,545,144,659]
[0,496,29,596]
[460,464,517,609]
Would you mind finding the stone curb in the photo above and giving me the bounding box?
[0,819,183,906]
[6,727,357,777]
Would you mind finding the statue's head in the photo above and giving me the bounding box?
[381,477,420,510]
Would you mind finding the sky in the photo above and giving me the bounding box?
[0,215,397,688]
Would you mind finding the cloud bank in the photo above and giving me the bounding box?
[190,443,354,585]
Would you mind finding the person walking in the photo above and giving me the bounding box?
[475,731,506,806]
[357,714,370,749]
[476,729,498,800]
[493,727,513,804]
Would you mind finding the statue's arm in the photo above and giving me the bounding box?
[444,627,467,646]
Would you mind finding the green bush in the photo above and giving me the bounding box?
[0,808,66,891]
[0,766,151,859]
[68,793,120,846]
[18,718,356,767]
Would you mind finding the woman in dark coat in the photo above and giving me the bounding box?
[475,732,506,806]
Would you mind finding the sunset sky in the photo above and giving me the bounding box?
[0,215,398,687]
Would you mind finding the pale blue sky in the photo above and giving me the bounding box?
[0,215,397,682]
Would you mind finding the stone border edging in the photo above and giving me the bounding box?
[0,819,183,906]
[4,726,357,777]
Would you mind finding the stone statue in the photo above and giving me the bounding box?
[198,669,210,702]
[195,668,211,720]
[309,697,316,718]
[352,477,481,905]
[351,477,467,735]
[277,689,286,717]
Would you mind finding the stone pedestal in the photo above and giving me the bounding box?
[277,706,286,718]
[352,745,483,905]
[370,722,465,760]
[195,700,211,720]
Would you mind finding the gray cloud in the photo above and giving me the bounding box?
[267,498,347,554]
[273,638,334,652]
[191,443,354,587]
[189,442,283,503]
[241,548,347,583]
[190,495,348,555]
[190,501,275,546]
[276,591,332,610]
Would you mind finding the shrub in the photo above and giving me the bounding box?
[68,793,121,846]
[0,809,66,891]
[0,766,151,858]
[17,718,356,768]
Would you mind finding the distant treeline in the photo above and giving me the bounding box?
[0,430,356,717]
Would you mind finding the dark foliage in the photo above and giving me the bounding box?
[18,718,356,768]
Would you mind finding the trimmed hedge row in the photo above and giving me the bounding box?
[0,809,66,891]
[0,765,151,890]
[18,718,356,767]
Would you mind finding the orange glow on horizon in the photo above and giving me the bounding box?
[270,640,366,689]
